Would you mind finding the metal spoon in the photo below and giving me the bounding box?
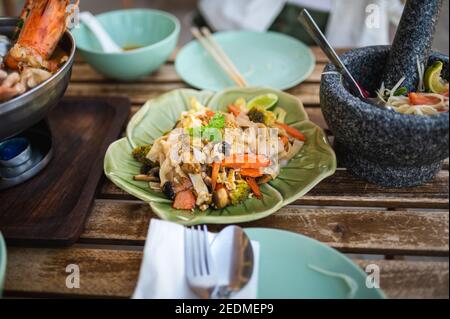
[298,9,371,100]
[211,226,254,298]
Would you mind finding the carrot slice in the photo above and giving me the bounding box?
[211,162,221,191]
[206,110,216,118]
[246,178,263,199]
[442,91,449,97]
[173,189,196,210]
[222,154,271,169]
[408,93,441,105]
[276,123,306,142]
[280,135,289,146]
[240,168,264,178]
[227,104,241,117]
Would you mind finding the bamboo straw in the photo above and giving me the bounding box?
[190,27,246,88]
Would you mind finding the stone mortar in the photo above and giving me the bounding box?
[320,46,449,188]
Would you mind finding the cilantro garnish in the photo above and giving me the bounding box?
[188,113,225,141]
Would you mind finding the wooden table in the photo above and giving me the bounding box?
[3,48,449,299]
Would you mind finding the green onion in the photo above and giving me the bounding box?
[273,107,287,123]
[394,87,408,96]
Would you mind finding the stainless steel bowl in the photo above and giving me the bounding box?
[0,17,76,140]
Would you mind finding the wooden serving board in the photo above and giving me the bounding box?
[0,97,130,246]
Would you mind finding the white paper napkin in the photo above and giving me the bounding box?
[133,219,260,299]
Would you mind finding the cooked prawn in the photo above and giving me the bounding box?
[5,0,79,72]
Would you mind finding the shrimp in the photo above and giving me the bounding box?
[5,0,78,73]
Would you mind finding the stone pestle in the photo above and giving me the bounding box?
[382,0,443,91]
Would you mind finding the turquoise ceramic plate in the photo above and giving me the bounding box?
[246,228,386,299]
[0,233,6,295]
[104,87,336,225]
[175,31,315,91]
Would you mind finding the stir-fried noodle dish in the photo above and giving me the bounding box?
[132,94,307,211]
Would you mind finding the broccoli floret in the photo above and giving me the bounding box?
[132,145,153,166]
[229,180,251,205]
[248,107,265,123]
[248,106,276,126]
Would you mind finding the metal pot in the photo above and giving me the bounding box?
[0,17,76,140]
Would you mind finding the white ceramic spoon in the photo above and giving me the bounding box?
[79,12,123,53]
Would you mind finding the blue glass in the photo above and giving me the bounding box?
[0,138,30,161]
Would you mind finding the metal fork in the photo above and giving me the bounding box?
[184,225,217,299]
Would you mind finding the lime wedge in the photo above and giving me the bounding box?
[424,61,449,94]
[247,94,279,110]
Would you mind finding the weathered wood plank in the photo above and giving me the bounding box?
[300,170,449,209]
[311,46,349,64]
[286,83,320,105]
[355,260,449,299]
[80,201,449,256]
[74,45,340,65]
[66,82,322,105]
[443,159,449,170]
[70,62,325,84]
[4,247,448,298]
[66,82,186,104]
[100,170,449,209]
[167,46,337,64]
[71,64,182,83]
[4,248,141,298]
[71,47,330,82]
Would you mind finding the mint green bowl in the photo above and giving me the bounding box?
[72,9,180,81]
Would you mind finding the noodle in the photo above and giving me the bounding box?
[384,93,449,115]
[375,57,449,116]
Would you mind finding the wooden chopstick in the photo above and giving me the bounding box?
[200,27,248,87]
[190,27,246,88]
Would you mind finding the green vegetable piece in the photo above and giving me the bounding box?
[229,180,251,205]
[203,127,223,142]
[248,107,265,123]
[132,144,153,166]
[248,106,276,126]
[208,113,225,129]
[394,86,408,96]
[187,113,225,142]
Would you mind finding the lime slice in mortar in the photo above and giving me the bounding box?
[425,61,449,94]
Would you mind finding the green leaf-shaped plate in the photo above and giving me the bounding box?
[104,87,336,225]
